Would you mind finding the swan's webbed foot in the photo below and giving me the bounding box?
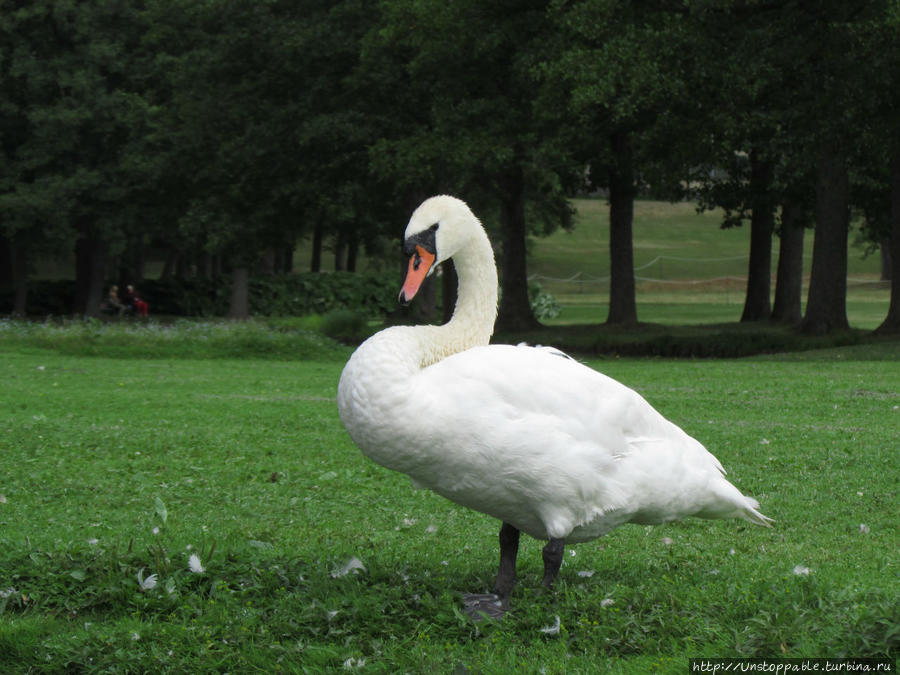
[462,592,508,620]
[462,522,520,621]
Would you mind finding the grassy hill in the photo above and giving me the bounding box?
[529,198,889,329]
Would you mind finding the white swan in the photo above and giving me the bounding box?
[337,195,772,618]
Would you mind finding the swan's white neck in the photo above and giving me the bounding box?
[337,208,498,454]
[418,226,497,367]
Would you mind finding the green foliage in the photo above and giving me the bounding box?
[0,272,396,318]
[0,280,73,316]
[528,281,561,321]
[371,0,580,332]
[2,1,899,330]
[247,273,396,318]
[157,0,321,264]
[0,0,164,252]
[319,309,371,344]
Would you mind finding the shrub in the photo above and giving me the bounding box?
[319,309,369,344]
[0,272,397,319]
[246,273,396,317]
[0,280,73,315]
[528,281,562,320]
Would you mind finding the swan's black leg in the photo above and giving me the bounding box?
[541,538,565,587]
[493,521,521,601]
[462,521,520,620]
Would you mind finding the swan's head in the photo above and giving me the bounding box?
[399,195,481,305]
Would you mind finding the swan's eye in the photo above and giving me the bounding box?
[403,225,439,258]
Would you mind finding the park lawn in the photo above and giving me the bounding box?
[531,199,890,330]
[532,198,885,283]
[540,292,891,330]
[0,336,898,673]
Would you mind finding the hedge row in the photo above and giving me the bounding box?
[0,272,398,318]
[496,323,872,359]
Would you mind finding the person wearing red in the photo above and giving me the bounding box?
[124,284,149,316]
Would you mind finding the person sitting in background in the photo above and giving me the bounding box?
[125,284,149,316]
[101,285,126,315]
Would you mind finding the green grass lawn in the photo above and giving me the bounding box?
[1,324,898,672]
[530,199,890,329]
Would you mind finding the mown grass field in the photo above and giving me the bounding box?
[1,322,898,673]
[530,199,890,329]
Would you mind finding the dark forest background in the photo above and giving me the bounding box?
[1,0,899,335]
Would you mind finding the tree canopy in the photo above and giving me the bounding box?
[1,0,898,333]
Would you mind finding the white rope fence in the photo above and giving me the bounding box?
[529,254,886,288]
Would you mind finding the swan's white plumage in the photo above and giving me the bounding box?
[337,195,771,546]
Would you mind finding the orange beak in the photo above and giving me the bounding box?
[399,245,436,305]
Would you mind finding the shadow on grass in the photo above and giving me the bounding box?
[493,322,900,359]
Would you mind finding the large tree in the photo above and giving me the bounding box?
[879,157,900,333]
[684,1,809,325]
[0,0,158,315]
[684,1,892,334]
[154,0,330,317]
[798,4,885,334]
[372,0,577,331]
[547,0,693,326]
[854,1,900,334]
[802,146,851,334]
[771,187,811,325]
[293,0,400,275]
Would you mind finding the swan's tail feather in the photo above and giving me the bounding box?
[740,496,774,528]
[741,504,774,527]
[704,480,774,527]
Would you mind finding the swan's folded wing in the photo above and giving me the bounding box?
[404,344,688,536]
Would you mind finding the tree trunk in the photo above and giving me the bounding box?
[347,234,359,273]
[771,198,805,324]
[196,252,211,279]
[118,235,145,287]
[875,154,900,334]
[496,165,539,332]
[442,259,458,324]
[0,237,12,287]
[11,241,27,316]
[258,249,276,275]
[2,236,29,316]
[334,231,347,271]
[606,129,638,326]
[74,225,107,317]
[310,222,323,272]
[880,238,891,282]
[227,266,250,319]
[801,147,850,334]
[1,236,28,316]
[741,152,775,322]
[281,242,294,274]
[161,249,178,280]
[175,254,191,279]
